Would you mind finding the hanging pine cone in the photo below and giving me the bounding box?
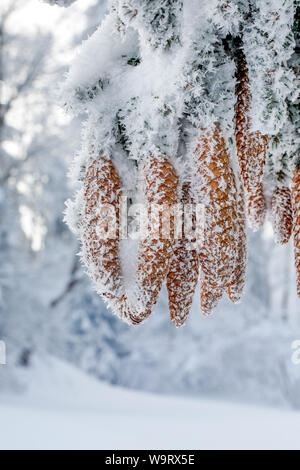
[81,157,131,321]
[166,183,200,327]
[247,183,267,232]
[235,40,268,231]
[271,185,293,245]
[132,154,178,322]
[292,167,300,298]
[194,127,239,315]
[227,188,247,303]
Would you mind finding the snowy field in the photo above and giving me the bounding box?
[0,358,300,450]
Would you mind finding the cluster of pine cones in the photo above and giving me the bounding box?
[80,49,300,327]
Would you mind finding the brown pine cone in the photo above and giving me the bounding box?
[81,157,130,320]
[194,127,239,315]
[227,188,247,303]
[166,183,200,327]
[271,185,293,245]
[81,157,148,325]
[235,43,267,231]
[132,154,179,322]
[247,184,267,232]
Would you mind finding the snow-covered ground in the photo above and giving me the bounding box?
[0,357,300,450]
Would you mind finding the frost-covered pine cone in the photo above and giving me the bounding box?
[166,183,199,327]
[247,183,267,232]
[227,188,247,303]
[81,157,131,323]
[271,186,293,245]
[235,43,267,231]
[133,155,178,322]
[292,167,300,298]
[194,127,238,315]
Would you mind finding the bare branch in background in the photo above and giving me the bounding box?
[50,250,82,308]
